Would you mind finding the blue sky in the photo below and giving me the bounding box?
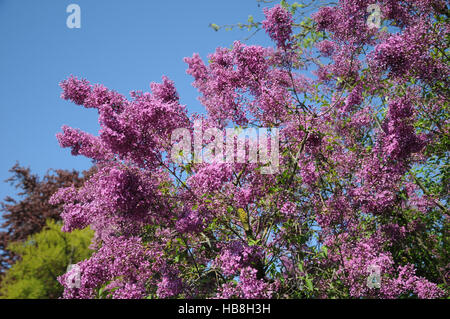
[0,0,274,204]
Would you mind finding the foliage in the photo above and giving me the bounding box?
[0,164,95,273]
[0,220,93,299]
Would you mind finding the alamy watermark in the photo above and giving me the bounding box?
[366,264,381,289]
[66,4,81,29]
[65,264,81,289]
[367,4,381,29]
[64,4,381,31]
[171,120,279,174]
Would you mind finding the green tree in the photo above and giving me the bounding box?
[1,163,95,273]
[0,220,93,299]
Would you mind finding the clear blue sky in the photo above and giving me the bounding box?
[0,0,273,204]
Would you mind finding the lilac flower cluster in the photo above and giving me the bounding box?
[262,5,293,49]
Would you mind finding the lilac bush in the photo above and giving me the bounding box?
[51,1,448,298]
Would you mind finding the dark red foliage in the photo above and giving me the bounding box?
[0,163,95,274]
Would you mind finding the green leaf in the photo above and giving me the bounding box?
[322,246,328,257]
[305,278,313,291]
[210,23,220,31]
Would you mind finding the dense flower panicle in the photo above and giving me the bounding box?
[99,84,189,167]
[382,264,444,299]
[317,40,336,57]
[312,7,336,31]
[214,241,264,277]
[156,269,183,298]
[371,34,414,78]
[60,76,92,106]
[330,45,362,80]
[238,267,276,299]
[50,165,165,236]
[175,206,206,234]
[58,75,190,168]
[187,163,233,194]
[321,231,444,299]
[299,160,319,187]
[184,41,299,126]
[216,267,277,299]
[184,53,208,82]
[370,16,449,86]
[233,42,270,83]
[342,83,362,113]
[56,126,111,161]
[280,201,297,217]
[381,97,425,161]
[85,84,126,110]
[59,236,166,299]
[262,5,294,48]
[60,76,126,110]
[53,2,448,299]
[216,282,240,299]
[150,76,179,103]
